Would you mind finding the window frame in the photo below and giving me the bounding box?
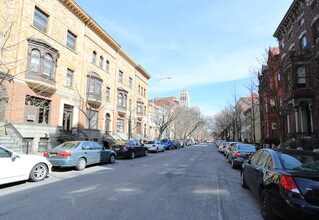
[116,118,124,132]
[66,30,77,51]
[118,71,123,83]
[33,7,49,33]
[92,51,97,64]
[297,66,306,84]
[66,68,73,87]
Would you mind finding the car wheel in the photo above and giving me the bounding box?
[156,148,159,153]
[75,158,86,171]
[231,159,237,169]
[29,163,48,182]
[162,147,165,152]
[144,149,148,156]
[108,154,115,164]
[260,190,274,220]
[130,151,136,159]
[241,172,248,189]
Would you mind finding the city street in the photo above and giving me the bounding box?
[0,143,262,220]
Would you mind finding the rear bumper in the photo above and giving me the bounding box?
[47,158,77,167]
[269,191,319,219]
[115,151,130,158]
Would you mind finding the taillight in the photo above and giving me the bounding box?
[280,175,300,194]
[235,152,243,158]
[123,146,130,151]
[59,151,72,157]
[43,152,49,157]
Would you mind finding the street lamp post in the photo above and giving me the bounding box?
[151,77,171,140]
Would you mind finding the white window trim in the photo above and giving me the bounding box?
[298,30,307,40]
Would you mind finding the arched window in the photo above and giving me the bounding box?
[92,51,97,63]
[106,60,110,72]
[30,49,40,72]
[99,56,104,68]
[43,54,53,76]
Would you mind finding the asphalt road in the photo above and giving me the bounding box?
[0,143,262,220]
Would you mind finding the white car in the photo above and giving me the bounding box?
[0,145,52,185]
[144,140,165,153]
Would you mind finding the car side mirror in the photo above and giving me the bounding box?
[11,153,19,160]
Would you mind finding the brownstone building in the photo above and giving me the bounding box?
[273,0,319,148]
[0,0,150,153]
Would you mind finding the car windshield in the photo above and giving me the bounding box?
[146,141,155,144]
[279,153,319,172]
[238,144,256,151]
[54,142,79,150]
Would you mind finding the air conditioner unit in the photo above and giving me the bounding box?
[26,115,35,121]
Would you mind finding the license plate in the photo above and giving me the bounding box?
[50,153,57,157]
[115,148,120,151]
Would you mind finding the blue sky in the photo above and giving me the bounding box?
[75,0,292,116]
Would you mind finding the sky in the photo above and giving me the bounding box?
[75,0,292,116]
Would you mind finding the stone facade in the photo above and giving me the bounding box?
[273,0,319,148]
[0,0,150,153]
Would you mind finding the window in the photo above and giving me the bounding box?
[25,95,51,124]
[138,85,141,94]
[92,51,97,64]
[66,31,76,50]
[144,89,146,97]
[86,109,98,129]
[105,87,110,101]
[250,151,263,165]
[99,56,104,69]
[297,67,306,84]
[118,71,123,83]
[87,73,102,99]
[129,77,132,88]
[116,119,124,132]
[66,69,73,87]
[30,49,40,72]
[299,17,304,27]
[33,7,48,33]
[277,71,281,82]
[43,54,53,76]
[137,102,143,114]
[106,60,110,72]
[257,152,270,167]
[300,35,307,49]
[117,91,127,108]
[26,39,59,85]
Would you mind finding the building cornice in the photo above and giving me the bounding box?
[273,0,303,40]
[61,0,121,51]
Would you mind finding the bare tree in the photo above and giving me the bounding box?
[154,103,179,140]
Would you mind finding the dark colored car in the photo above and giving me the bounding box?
[228,143,256,168]
[171,140,181,149]
[161,139,171,150]
[44,141,116,170]
[241,149,319,220]
[111,140,148,159]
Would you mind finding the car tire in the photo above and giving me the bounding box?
[162,147,165,152]
[75,158,86,171]
[231,159,237,169]
[29,163,48,182]
[108,154,115,164]
[241,172,248,189]
[156,148,159,153]
[260,190,274,220]
[144,149,148,156]
[130,151,136,159]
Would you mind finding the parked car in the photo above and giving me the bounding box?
[241,148,319,219]
[228,143,256,168]
[170,140,182,149]
[144,140,165,153]
[161,138,171,150]
[224,142,237,158]
[111,140,148,159]
[0,145,52,185]
[218,141,229,154]
[44,141,116,171]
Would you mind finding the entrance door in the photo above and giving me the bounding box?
[62,104,73,131]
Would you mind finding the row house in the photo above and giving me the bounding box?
[258,48,282,145]
[273,0,319,148]
[0,0,150,153]
[236,94,261,144]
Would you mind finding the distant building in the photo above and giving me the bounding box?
[178,90,190,107]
